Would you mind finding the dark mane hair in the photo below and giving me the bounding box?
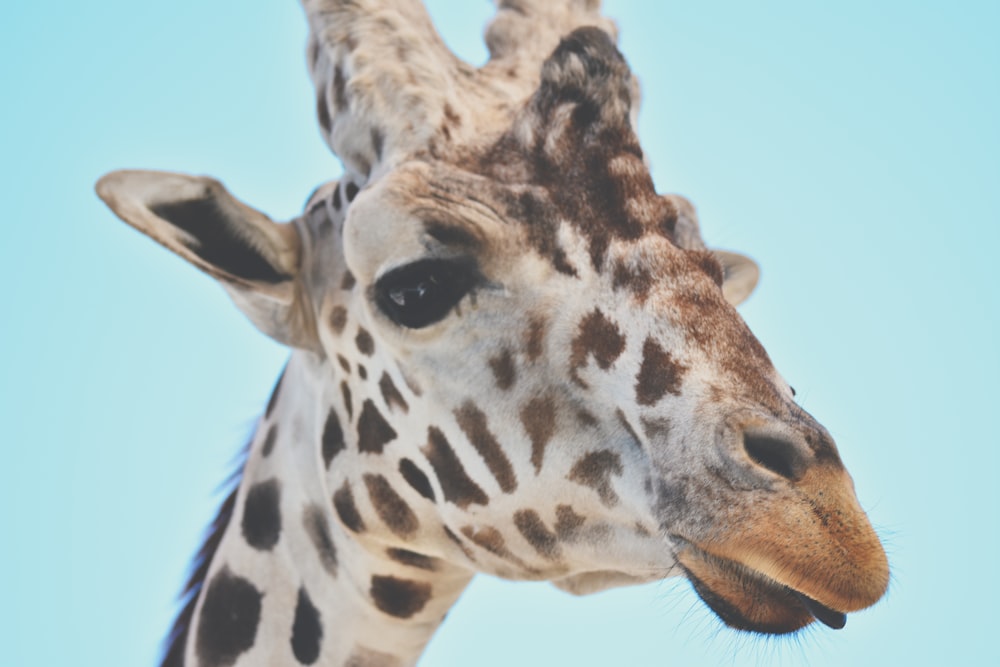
[159,462,244,667]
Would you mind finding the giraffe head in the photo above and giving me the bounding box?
[97,4,887,637]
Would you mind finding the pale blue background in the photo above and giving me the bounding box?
[2,1,998,665]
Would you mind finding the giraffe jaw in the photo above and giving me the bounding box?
[673,540,849,634]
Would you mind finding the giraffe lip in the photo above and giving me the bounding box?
[673,537,847,633]
[795,592,846,629]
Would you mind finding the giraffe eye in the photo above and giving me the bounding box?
[374,258,479,328]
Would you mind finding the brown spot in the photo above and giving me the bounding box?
[423,427,489,508]
[363,474,419,538]
[634,522,651,537]
[337,355,351,374]
[576,410,598,427]
[332,482,365,533]
[303,504,338,577]
[357,400,396,454]
[355,328,375,356]
[488,349,516,390]
[358,364,368,381]
[612,260,653,303]
[520,396,556,473]
[369,576,431,619]
[316,91,332,135]
[525,317,546,361]
[460,525,531,570]
[568,450,624,507]
[514,509,561,560]
[321,409,345,468]
[345,182,360,202]
[635,337,687,405]
[261,424,278,458]
[398,458,435,501]
[379,372,409,414]
[333,65,348,110]
[332,186,342,211]
[341,271,356,290]
[641,416,672,440]
[570,309,625,386]
[330,306,348,334]
[555,505,585,539]
[386,548,437,571]
[455,402,517,493]
[340,381,353,420]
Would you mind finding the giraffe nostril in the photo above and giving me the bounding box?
[743,433,805,480]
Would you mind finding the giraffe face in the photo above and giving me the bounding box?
[95,21,887,640]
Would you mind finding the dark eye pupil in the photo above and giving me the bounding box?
[375,259,477,329]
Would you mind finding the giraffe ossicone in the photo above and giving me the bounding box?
[97,2,888,665]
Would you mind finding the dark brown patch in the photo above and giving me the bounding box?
[520,396,556,473]
[570,309,625,386]
[333,65,348,110]
[358,364,368,380]
[329,306,348,334]
[357,400,397,454]
[322,409,345,468]
[345,182,360,202]
[340,381,353,420]
[363,473,419,538]
[241,479,282,551]
[332,186,342,211]
[455,402,517,493]
[316,91,332,135]
[488,349,516,390]
[386,548,438,571]
[423,427,489,508]
[332,482,366,533]
[341,271,356,290]
[355,328,375,356]
[568,450,624,507]
[195,568,262,667]
[459,525,526,569]
[514,509,561,560]
[525,317,546,361]
[337,355,351,373]
[302,504,338,577]
[261,424,278,458]
[641,416,672,440]
[398,458,435,501]
[379,372,409,414]
[612,260,653,303]
[290,587,323,665]
[369,576,432,619]
[576,410,599,427]
[555,504,585,539]
[635,337,687,405]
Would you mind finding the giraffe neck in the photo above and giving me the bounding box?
[185,352,473,667]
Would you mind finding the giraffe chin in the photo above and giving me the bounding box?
[676,544,846,634]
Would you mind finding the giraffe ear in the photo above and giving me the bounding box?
[95,170,318,350]
[714,250,760,306]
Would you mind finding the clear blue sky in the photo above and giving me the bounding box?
[2,1,998,665]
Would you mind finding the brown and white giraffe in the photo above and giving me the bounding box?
[96,1,889,665]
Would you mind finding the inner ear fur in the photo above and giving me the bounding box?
[95,169,319,350]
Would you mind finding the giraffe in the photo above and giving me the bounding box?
[96,1,889,665]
